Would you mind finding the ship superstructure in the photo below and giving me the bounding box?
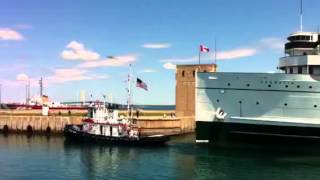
[195,27,320,143]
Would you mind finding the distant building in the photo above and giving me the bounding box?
[175,64,217,132]
[80,90,86,103]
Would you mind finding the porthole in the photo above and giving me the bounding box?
[227,83,231,86]
[256,101,260,105]
[297,85,300,88]
[246,84,250,87]
[268,84,271,87]
[217,99,220,103]
[314,105,317,108]
[239,101,242,104]
[284,103,288,106]
[285,85,288,88]
[309,86,312,89]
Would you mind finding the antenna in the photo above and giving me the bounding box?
[214,39,217,64]
[300,0,303,32]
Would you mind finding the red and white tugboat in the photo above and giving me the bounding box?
[64,64,169,145]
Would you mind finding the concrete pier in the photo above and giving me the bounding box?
[0,109,188,136]
[0,109,84,134]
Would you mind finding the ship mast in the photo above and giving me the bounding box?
[300,0,303,32]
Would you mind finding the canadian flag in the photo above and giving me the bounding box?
[200,45,210,52]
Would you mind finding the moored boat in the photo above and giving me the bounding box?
[64,103,170,145]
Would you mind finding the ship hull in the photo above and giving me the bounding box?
[64,125,169,145]
[196,121,320,144]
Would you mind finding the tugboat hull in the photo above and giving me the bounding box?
[64,125,170,145]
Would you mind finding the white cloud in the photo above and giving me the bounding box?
[163,63,176,70]
[160,56,197,63]
[46,68,108,84]
[16,73,29,81]
[215,48,257,60]
[140,69,157,73]
[61,41,100,61]
[0,28,24,40]
[15,24,33,30]
[78,54,138,68]
[259,38,284,50]
[142,43,171,49]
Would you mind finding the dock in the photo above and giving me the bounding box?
[0,109,191,136]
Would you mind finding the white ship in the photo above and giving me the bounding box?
[195,4,320,143]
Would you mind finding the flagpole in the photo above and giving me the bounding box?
[198,46,201,64]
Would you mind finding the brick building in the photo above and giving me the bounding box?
[175,64,217,132]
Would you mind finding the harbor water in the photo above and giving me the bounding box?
[1,134,320,180]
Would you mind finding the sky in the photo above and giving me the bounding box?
[0,0,319,105]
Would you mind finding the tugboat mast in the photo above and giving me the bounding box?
[127,64,132,117]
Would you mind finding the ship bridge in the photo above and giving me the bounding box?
[279,31,320,75]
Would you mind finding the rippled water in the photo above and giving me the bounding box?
[1,134,320,180]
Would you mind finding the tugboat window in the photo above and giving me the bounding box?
[298,67,302,74]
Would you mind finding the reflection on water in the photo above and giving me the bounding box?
[1,134,320,179]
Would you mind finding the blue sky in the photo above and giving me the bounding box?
[0,0,319,104]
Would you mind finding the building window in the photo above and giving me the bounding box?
[182,70,185,77]
[193,70,195,77]
[298,67,302,74]
[309,66,314,74]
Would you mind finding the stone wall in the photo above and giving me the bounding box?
[175,64,216,132]
[0,115,83,133]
